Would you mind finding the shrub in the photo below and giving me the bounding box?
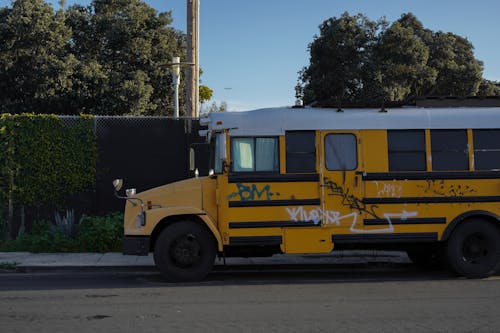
[77,213,123,253]
[6,220,78,252]
[0,213,124,253]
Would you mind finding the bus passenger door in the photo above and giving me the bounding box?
[320,131,364,235]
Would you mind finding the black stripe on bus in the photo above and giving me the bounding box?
[229,236,282,246]
[229,199,320,208]
[229,221,320,229]
[363,218,446,226]
[332,233,438,244]
[359,171,500,181]
[363,196,500,204]
[228,173,319,183]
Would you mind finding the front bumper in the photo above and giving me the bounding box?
[123,236,150,256]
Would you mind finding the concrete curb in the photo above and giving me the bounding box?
[0,250,411,273]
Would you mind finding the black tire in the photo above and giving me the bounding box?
[153,221,216,282]
[446,219,500,279]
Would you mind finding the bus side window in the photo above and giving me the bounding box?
[431,129,469,171]
[286,131,316,173]
[388,130,426,171]
[325,134,357,171]
[474,129,500,170]
[231,137,279,172]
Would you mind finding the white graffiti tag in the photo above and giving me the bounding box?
[350,210,418,233]
[286,206,418,234]
[286,206,350,226]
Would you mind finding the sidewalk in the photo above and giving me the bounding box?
[0,250,411,272]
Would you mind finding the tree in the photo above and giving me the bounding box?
[65,0,186,115]
[300,12,382,106]
[373,19,436,102]
[199,84,213,114]
[0,0,193,116]
[0,0,77,114]
[299,12,493,106]
[204,101,227,114]
[426,32,483,96]
[199,85,213,104]
[477,79,500,96]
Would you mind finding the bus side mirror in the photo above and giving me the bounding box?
[112,179,123,192]
[189,148,195,171]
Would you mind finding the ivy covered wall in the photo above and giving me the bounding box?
[0,114,97,238]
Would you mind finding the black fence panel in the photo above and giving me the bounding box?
[93,117,208,213]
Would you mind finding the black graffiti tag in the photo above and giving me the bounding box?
[323,177,380,219]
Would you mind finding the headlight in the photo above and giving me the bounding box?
[126,188,136,197]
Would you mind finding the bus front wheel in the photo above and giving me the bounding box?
[446,219,500,279]
[154,221,216,282]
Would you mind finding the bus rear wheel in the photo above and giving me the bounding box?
[154,221,216,282]
[446,219,500,279]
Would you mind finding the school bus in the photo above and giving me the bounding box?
[113,106,500,281]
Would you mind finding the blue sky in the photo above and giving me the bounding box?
[2,0,500,111]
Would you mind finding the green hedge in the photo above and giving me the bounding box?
[0,114,97,238]
[0,113,97,208]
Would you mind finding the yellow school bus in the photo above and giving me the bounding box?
[114,106,500,281]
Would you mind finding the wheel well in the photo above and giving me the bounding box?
[442,210,500,241]
[149,215,215,252]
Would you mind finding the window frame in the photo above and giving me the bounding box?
[324,133,358,171]
[230,136,280,173]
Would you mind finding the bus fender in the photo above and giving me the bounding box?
[147,206,223,252]
[442,210,500,241]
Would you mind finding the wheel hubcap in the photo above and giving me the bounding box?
[170,234,201,268]
[462,233,491,264]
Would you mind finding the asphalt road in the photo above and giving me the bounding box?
[2,264,500,332]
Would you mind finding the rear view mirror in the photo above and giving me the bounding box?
[112,179,123,192]
[189,148,195,171]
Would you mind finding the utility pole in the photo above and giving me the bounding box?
[171,56,180,118]
[186,0,200,118]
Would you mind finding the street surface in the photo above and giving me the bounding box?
[2,264,500,332]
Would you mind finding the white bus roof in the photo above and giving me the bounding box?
[201,106,500,136]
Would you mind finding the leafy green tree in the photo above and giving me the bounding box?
[0,0,77,114]
[199,84,213,113]
[300,12,493,106]
[477,79,500,96]
[426,32,483,96]
[65,0,186,115]
[199,85,213,104]
[0,0,193,116]
[373,19,436,102]
[300,12,382,106]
